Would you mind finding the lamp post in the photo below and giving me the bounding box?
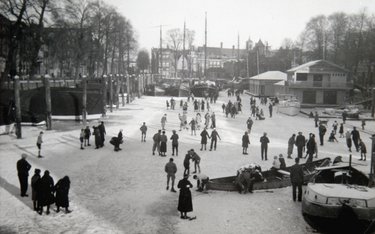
[369,134,375,187]
[44,74,52,130]
[13,75,22,138]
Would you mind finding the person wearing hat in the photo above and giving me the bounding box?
[177,174,193,219]
[36,131,43,158]
[98,121,106,147]
[200,127,210,151]
[295,132,305,159]
[287,134,296,159]
[17,154,31,197]
[209,128,221,151]
[351,126,360,152]
[31,168,41,210]
[318,122,327,146]
[290,158,304,202]
[165,158,177,192]
[170,130,179,156]
[259,132,270,160]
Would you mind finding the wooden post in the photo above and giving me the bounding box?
[371,87,375,117]
[102,75,107,117]
[109,74,113,112]
[115,74,120,109]
[14,75,22,138]
[126,74,130,103]
[82,75,87,125]
[121,74,125,106]
[369,135,375,187]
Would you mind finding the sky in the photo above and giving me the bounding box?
[106,0,375,51]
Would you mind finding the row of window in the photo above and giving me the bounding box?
[296,73,345,81]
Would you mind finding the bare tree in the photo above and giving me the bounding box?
[166,28,182,77]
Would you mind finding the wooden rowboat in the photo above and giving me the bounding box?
[206,157,331,191]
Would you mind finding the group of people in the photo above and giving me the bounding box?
[17,154,71,215]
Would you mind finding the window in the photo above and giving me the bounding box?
[296,73,307,81]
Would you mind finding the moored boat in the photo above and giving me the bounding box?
[207,157,331,191]
[190,80,218,97]
[302,165,375,233]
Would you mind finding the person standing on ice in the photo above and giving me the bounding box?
[140,122,147,142]
[170,130,179,156]
[290,158,304,202]
[189,118,197,136]
[161,114,167,130]
[98,121,106,147]
[93,126,101,149]
[259,132,270,160]
[84,126,91,146]
[152,130,161,155]
[38,170,55,215]
[31,168,41,211]
[189,149,201,174]
[160,131,168,156]
[209,128,221,151]
[36,131,43,158]
[55,176,71,213]
[318,123,327,146]
[268,103,273,118]
[17,153,31,197]
[165,158,177,192]
[345,129,352,152]
[287,134,296,159]
[351,126,360,152]
[242,131,250,155]
[295,132,305,159]
[200,128,210,151]
[177,174,193,219]
[183,153,191,176]
[246,117,253,133]
[211,112,216,128]
[79,129,85,149]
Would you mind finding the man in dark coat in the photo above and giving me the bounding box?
[84,126,91,146]
[200,128,210,151]
[98,121,106,147]
[55,176,71,213]
[93,126,101,149]
[17,153,31,197]
[259,132,270,160]
[287,134,296,159]
[290,158,304,202]
[306,134,316,163]
[165,158,177,192]
[351,127,360,152]
[318,123,327,146]
[170,130,179,156]
[152,130,161,155]
[31,168,41,210]
[177,175,193,219]
[209,128,221,151]
[38,170,55,215]
[183,153,191,176]
[246,117,253,133]
[268,103,273,118]
[314,111,319,128]
[295,132,306,159]
[113,129,123,151]
[242,131,250,155]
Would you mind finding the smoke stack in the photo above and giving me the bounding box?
[220,42,223,49]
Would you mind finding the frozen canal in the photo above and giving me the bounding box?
[1,92,374,234]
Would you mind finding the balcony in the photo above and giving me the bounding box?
[286,80,353,89]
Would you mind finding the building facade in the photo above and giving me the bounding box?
[245,71,287,96]
[286,60,351,106]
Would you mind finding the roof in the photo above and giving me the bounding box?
[287,60,350,73]
[245,71,287,81]
[274,80,286,86]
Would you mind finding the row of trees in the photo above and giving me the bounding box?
[0,0,138,81]
[233,10,374,86]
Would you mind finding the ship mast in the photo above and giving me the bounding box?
[159,25,163,79]
[204,12,207,79]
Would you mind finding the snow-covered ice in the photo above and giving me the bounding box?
[1,92,374,234]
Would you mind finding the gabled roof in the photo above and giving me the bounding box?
[245,71,287,81]
[287,60,350,73]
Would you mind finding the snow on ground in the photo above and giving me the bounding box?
[0,91,374,234]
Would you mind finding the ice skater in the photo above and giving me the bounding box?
[200,128,210,151]
[36,131,43,158]
[170,130,179,156]
[165,158,177,192]
[242,131,250,155]
[140,122,147,142]
[177,175,193,219]
[209,128,221,151]
[260,132,270,160]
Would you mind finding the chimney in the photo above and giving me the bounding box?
[220,42,223,58]
[232,45,235,57]
[220,42,223,49]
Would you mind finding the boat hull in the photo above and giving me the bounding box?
[207,158,331,191]
[190,86,218,98]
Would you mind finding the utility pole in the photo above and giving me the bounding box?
[13,75,22,138]
[237,33,240,78]
[182,21,186,79]
[44,74,52,130]
[82,75,87,126]
[204,12,207,78]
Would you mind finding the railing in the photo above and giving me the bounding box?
[286,81,353,89]
[1,80,81,90]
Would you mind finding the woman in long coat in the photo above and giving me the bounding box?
[55,176,71,213]
[242,132,250,155]
[159,131,167,156]
[200,128,210,151]
[177,175,193,219]
[38,170,55,215]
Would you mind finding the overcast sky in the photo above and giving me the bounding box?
[106,0,375,51]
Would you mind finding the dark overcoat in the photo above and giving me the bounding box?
[177,178,193,212]
[38,174,55,206]
[55,177,70,208]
